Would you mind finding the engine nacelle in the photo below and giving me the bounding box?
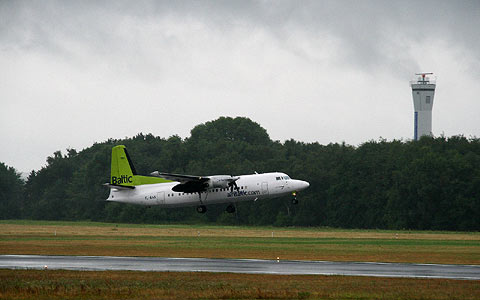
[206,175,239,189]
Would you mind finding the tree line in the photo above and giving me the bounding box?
[1,117,479,230]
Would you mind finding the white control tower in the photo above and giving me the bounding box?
[411,73,436,140]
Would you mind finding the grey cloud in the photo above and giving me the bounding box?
[1,0,479,172]
[134,1,480,77]
[2,0,479,76]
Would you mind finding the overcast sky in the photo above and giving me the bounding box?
[1,0,479,173]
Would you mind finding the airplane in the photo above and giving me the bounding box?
[104,145,310,213]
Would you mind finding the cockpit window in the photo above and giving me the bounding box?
[276,177,281,180]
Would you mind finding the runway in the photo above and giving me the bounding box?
[1,255,479,280]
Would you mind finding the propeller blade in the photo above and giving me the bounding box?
[228,175,240,192]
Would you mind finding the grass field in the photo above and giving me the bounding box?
[1,269,479,300]
[1,220,479,299]
[1,220,479,264]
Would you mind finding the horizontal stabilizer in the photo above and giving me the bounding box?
[103,183,135,190]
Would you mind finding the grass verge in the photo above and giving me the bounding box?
[1,269,479,300]
[1,221,479,264]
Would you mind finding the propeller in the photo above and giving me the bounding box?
[228,176,240,192]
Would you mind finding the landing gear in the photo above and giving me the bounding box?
[196,205,207,213]
[291,191,298,205]
[196,192,207,213]
[226,204,236,213]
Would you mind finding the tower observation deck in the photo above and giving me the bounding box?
[411,73,436,140]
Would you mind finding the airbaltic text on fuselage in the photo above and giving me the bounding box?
[227,190,260,198]
[142,189,262,201]
[111,175,133,184]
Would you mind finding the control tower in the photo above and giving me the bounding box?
[411,73,436,140]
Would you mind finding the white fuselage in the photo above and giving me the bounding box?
[106,172,309,207]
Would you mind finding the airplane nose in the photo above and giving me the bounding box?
[296,180,310,191]
[302,181,310,190]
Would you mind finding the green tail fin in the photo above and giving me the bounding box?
[110,145,136,186]
[110,145,171,186]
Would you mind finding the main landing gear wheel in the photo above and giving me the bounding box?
[291,198,299,205]
[226,204,236,213]
[196,205,207,213]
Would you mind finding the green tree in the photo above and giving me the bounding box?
[16,117,480,231]
[0,163,24,219]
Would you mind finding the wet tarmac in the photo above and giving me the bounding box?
[1,255,479,280]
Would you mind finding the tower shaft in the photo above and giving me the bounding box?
[411,74,436,140]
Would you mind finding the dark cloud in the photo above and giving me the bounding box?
[2,1,478,74]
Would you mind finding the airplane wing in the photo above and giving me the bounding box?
[150,171,209,183]
[150,171,210,193]
[149,171,239,193]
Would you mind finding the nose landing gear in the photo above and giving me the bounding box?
[291,191,299,205]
